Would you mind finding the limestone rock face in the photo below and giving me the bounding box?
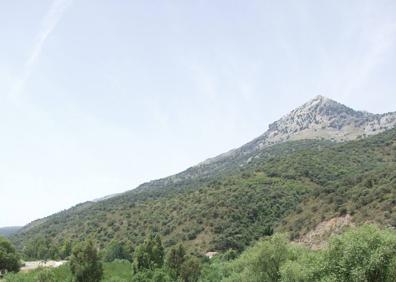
[255,95,396,148]
[200,95,396,167]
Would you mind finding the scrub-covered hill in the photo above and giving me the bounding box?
[12,97,396,257]
[12,128,396,256]
[0,226,21,237]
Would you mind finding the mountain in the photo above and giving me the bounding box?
[135,95,396,190]
[11,96,396,255]
[0,226,21,237]
[197,95,396,167]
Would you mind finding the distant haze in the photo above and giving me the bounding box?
[1,1,396,226]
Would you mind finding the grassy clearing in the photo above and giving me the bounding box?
[3,260,132,282]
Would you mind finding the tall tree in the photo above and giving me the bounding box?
[60,239,73,259]
[0,236,20,274]
[180,257,202,282]
[133,233,164,273]
[165,244,186,278]
[70,240,103,282]
[104,240,129,262]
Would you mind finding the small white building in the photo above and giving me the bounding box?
[205,251,218,259]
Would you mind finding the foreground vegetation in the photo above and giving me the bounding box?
[202,225,396,282]
[2,225,396,281]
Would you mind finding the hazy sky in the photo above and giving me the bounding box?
[1,0,396,226]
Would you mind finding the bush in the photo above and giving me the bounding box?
[36,269,56,282]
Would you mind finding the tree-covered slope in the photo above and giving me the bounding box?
[0,226,21,237]
[12,128,396,256]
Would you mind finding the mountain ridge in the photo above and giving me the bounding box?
[0,226,22,237]
[131,95,396,192]
[200,95,396,166]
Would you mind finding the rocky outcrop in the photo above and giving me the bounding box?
[256,95,396,146]
[199,95,396,167]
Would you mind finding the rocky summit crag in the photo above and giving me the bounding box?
[202,95,396,166]
[265,95,396,142]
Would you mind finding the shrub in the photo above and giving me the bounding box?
[36,269,56,282]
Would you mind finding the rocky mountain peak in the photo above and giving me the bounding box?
[277,95,365,128]
[252,95,395,150]
[224,96,396,160]
[298,95,347,113]
[198,95,395,169]
[301,94,333,109]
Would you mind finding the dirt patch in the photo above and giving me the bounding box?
[20,260,67,272]
[295,214,354,250]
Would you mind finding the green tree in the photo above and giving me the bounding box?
[133,233,164,273]
[165,244,186,278]
[24,237,58,260]
[104,240,129,262]
[152,268,172,282]
[70,240,103,282]
[165,244,201,282]
[0,236,20,274]
[60,240,73,259]
[321,225,396,282]
[180,256,201,282]
[225,234,292,282]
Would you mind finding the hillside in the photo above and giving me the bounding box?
[0,226,21,237]
[11,97,396,255]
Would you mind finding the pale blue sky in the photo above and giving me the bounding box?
[1,0,396,226]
